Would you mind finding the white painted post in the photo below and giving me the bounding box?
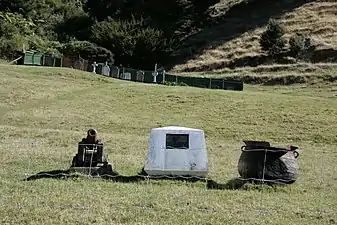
[92,61,98,73]
[152,63,158,83]
[102,61,110,76]
[162,70,166,83]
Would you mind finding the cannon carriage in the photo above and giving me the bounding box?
[70,128,115,176]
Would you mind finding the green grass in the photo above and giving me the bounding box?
[0,58,9,64]
[0,64,336,225]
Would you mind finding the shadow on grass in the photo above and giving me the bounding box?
[24,169,77,180]
[24,168,208,183]
[23,168,290,190]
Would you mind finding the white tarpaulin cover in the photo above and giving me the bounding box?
[144,126,208,177]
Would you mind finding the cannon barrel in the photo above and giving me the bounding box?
[86,128,98,143]
[70,128,114,176]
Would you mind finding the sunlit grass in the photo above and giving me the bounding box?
[0,65,336,225]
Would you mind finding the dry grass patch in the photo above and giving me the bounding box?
[174,63,337,86]
[173,0,337,72]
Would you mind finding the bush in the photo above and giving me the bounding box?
[59,40,114,62]
[289,33,315,60]
[0,12,56,55]
[259,19,286,59]
[289,33,305,58]
[0,12,32,55]
[0,12,36,36]
[54,12,93,42]
[89,17,173,70]
[0,35,28,56]
[27,35,62,54]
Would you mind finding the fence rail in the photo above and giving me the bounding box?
[94,64,244,91]
[12,51,244,91]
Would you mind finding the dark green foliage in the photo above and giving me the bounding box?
[60,40,114,62]
[0,12,32,55]
[289,33,305,58]
[28,36,63,54]
[259,19,286,58]
[89,17,173,69]
[54,13,93,41]
[0,0,27,13]
[0,0,219,68]
[0,12,35,37]
[84,0,127,21]
[289,33,315,60]
[82,0,220,68]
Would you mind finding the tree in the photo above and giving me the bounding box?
[289,33,305,58]
[259,19,286,59]
[89,17,172,69]
[0,0,217,67]
[54,12,93,42]
[84,0,127,21]
[289,33,315,60]
[60,40,114,62]
[0,12,35,55]
[0,0,27,14]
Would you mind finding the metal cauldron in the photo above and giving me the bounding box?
[238,140,300,184]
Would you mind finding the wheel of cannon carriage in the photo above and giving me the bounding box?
[71,154,83,167]
[238,150,300,184]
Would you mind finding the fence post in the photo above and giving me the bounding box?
[162,70,166,84]
[222,78,225,89]
[116,67,120,78]
[209,78,212,89]
[152,63,158,83]
[175,75,178,85]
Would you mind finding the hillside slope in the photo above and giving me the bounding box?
[171,0,337,72]
[0,64,336,224]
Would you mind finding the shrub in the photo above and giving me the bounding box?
[0,12,32,55]
[289,33,315,61]
[89,17,173,70]
[54,13,93,42]
[289,33,305,58]
[0,35,28,56]
[27,35,62,54]
[59,40,114,62]
[259,19,286,59]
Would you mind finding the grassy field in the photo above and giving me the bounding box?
[0,64,336,224]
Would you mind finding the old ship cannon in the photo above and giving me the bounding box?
[238,140,300,184]
[70,128,116,176]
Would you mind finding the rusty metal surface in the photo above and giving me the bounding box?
[242,140,298,152]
